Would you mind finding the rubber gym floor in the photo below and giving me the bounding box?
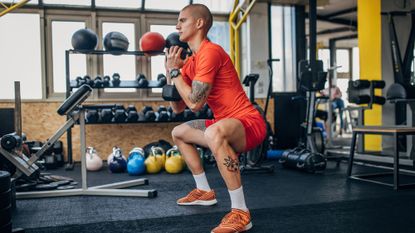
[12,160,415,233]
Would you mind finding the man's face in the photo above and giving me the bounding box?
[176,9,197,42]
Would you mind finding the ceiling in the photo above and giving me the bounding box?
[259,0,358,48]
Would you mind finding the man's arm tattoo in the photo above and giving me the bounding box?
[223,156,239,172]
[189,81,210,104]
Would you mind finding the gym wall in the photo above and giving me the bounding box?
[0,99,274,161]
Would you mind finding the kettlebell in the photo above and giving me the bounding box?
[144,154,162,174]
[86,147,103,171]
[108,146,127,173]
[165,147,184,174]
[151,146,166,170]
[127,148,146,175]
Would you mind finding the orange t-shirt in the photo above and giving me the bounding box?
[181,40,258,121]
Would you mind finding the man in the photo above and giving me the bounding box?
[165,4,266,233]
[322,84,345,134]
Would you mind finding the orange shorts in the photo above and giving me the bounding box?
[205,113,266,152]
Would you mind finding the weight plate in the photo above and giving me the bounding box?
[35,183,58,191]
[0,171,11,193]
[0,189,11,209]
[48,175,74,182]
[57,185,75,190]
[15,182,36,192]
[50,180,71,187]
[0,205,11,226]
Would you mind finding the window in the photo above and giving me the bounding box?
[95,0,141,9]
[336,49,350,73]
[208,21,230,53]
[0,13,42,99]
[318,49,330,71]
[51,21,87,93]
[43,0,90,6]
[352,47,359,80]
[193,0,233,13]
[145,0,188,11]
[149,24,177,93]
[270,5,296,92]
[102,22,136,93]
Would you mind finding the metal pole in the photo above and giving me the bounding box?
[14,81,22,145]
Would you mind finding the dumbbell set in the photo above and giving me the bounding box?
[84,104,213,124]
[71,73,167,89]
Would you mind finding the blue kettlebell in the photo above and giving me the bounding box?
[109,147,127,173]
[127,148,146,175]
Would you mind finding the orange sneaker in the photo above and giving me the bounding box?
[177,189,217,206]
[211,209,252,233]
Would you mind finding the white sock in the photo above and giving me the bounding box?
[193,172,211,191]
[229,186,248,211]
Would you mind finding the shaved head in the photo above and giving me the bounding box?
[181,4,213,32]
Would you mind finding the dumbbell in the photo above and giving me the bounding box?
[168,106,184,121]
[142,106,156,122]
[76,76,85,86]
[162,84,181,101]
[113,104,127,123]
[207,107,213,119]
[156,74,167,87]
[86,109,99,123]
[184,108,195,121]
[112,73,121,87]
[103,75,111,87]
[136,74,148,88]
[84,75,94,86]
[100,108,114,122]
[93,76,104,88]
[165,32,191,59]
[195,104,209,119]
[126,105,139,122]
[156,105,170,122]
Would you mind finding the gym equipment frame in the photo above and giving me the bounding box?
[0,84,156,199]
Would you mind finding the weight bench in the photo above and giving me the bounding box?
[347,126,415,190]
[1,84,156,198]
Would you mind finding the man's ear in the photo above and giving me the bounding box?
[196,18,204,29]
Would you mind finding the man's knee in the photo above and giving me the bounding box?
[204,126,226,152]
[172,124,187,141]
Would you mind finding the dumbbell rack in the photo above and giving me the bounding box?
[64,49,165,169]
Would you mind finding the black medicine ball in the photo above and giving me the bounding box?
[71,28,98,50]
[103,31,129,53]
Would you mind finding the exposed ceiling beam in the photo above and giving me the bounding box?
[324,7,357,19]
[306,13,357,28]
[317,26,356,35]
[329,34,358,42]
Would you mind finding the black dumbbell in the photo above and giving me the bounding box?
[168,106,184,121]
[103,75,111,87]
[162,85,181,101]
[76,76,85,86]
[86,109,99,123]
[113,105,127,123]
[84,75,94,86]
[156,74,167,87]
[100,108,114,122]
[93,76,104,88]
[126,105,138,122]
[137,74,148,88]
[112,73,121,87]
[156,105,169,122]
[184,108,195,121]
[195,104,209,119]
[142,106,156,122]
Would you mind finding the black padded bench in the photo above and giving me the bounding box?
[347,126,415,190]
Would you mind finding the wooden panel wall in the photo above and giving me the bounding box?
[0,99,274,161]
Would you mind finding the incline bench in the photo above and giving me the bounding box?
[347,126,415,190]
